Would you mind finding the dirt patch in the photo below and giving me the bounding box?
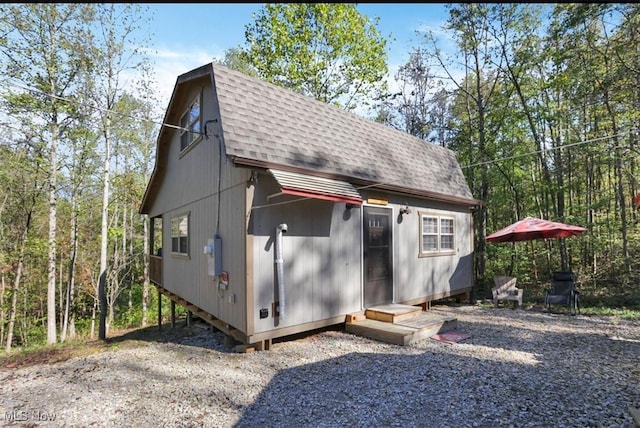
[0,322,194,369]
[0,341,109,369]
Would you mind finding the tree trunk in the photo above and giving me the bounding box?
[142,215,149,327]
[90,299,96,340]
[128,207,133,317]
[0,274,5,347]
[61,198,78,343]
[603,94,631,274]
[5,208,32,352]
[0,195,5,348]
[473,43,490,299]
[98,125,111,340]
[58,257,64,332]
[47,123,58,345]
[4,270,19,353]
[20,285,28,348]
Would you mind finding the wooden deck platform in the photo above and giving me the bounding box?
[345,303,457,346]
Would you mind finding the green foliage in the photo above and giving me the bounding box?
[244,3,389,110]
[111,284,187,330]
[0,3,156,350]
[2,3,640,350]
[215,47,257,77]
[579,307,640,321]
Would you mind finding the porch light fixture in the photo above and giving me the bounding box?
[400,204,412,216]
[248,170,258,185]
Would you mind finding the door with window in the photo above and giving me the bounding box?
[363,206,393,307]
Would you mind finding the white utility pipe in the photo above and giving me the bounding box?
[275,223,287,320]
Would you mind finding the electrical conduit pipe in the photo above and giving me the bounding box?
[275,224,287,320]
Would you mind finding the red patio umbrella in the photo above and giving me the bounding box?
[486,216,587,289]
[486,216,587,243]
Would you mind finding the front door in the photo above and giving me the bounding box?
[363,206,393,307]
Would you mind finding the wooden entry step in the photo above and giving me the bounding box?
[345,304,458,346]
[364,303,423,323]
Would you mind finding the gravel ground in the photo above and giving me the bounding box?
[1,304,639,428]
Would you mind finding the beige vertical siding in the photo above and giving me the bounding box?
[371,192,474,303]
[249,173,362,335]
[148,76,249,333]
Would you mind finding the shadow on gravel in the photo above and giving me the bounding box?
[106,319,348,354]
[232,306,640,428]
[107,320,220,343]
[0,321,229,369]
[0,317,350,369]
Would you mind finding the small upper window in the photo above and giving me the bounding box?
[171,214,189,256]
[180,94,201,152]
[419,213,455,256]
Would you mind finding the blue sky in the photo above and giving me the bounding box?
[144,3,452,106]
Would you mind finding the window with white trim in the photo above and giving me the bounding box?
[180,93,201,152]
[171,214,189,256]
[419,213,455,256]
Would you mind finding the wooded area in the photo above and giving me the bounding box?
[0,3,638,352]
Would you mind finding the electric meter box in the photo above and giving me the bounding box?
[204,237,222,277]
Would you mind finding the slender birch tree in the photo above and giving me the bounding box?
[0,4,95,344]
[88,4,151,339]
[0,138,46,352]
[129,70,160,327]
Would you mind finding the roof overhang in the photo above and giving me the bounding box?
[367,182,483,209]
[233,157,481,209]
[268,168,363,205]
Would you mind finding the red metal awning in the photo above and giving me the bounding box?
[269,169,363,205]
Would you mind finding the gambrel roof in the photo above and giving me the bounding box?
[141,63,480,214]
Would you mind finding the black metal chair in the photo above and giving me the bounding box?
[545,271,579,314]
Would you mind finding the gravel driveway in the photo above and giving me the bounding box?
[1,304,639,428]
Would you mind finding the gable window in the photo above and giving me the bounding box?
[419,213,455,256]
[180,93,201,152]
[171,213,189,256]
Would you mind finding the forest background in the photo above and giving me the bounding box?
[0,3,638,352]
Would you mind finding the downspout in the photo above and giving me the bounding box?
[275,223,287,320]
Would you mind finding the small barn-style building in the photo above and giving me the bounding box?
[140,63,481,348]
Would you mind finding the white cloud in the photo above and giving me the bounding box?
[149,45,226,108]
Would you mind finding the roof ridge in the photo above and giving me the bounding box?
[209,62,456,157]
[206,62,477,205]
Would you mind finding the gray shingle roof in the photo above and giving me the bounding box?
[210,63,476,205]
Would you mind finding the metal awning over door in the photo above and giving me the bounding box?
[268,169,363,205]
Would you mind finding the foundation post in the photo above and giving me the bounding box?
[171,300,176,328]
[157,288,162,330]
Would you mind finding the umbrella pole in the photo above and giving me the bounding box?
[530,240,539,290]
